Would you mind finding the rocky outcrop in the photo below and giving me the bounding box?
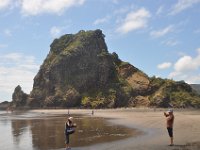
[12,85,28,107]
[0,101,10,110]
[11,29,200,108]
[28,29,128,108]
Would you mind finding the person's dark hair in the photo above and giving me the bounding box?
[68,119,72,124]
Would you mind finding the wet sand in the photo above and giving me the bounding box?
[0,111,136,150]
[31,108,200,150]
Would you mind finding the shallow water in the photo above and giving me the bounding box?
[0,111,136,150]
[0,110,5,114]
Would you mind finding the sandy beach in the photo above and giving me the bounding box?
[30,108,200,150]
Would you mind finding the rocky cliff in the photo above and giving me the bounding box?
[12,29,200,108]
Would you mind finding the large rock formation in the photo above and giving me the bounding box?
[12,85,28,107]
[11,29,200,108]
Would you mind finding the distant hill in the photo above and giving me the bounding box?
[11,29,200,108]
[190,84,200,94]
[0,101,10,110]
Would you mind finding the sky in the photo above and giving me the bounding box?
[0,0,200,102]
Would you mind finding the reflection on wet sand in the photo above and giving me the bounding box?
[12,120,29,145]
[7,113,136,150]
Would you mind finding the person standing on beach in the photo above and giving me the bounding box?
[65,117,77,150]
[164,109,175,146]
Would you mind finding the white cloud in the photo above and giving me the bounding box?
[168,48,200,83]
[112,0,120,4]
[197,48,200,53]
[157,62,172,69]
[3,53,23,62]
[185,74,200,83]
[19,0,86,16]
[0,53,39,101]
[114,6,130,15]
[116,8,151,34]
[162,39,180,46]
[0,0,11,10]
[49,24,71,38]
[50,26,62,38]
[174,56,197,72]
[156,6,164,15]
[0,44,8,48]
[93,16,110,25]
[150,25,174,38]
[170,0,200,15]
[4,29,12,37]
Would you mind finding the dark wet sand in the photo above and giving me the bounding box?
[31,108,200,150]
[0,111,138,150]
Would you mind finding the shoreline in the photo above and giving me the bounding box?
[30,108,200,150]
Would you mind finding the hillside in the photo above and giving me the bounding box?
[11,29,200,108]
[190,84,200,94]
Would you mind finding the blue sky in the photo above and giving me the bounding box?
[0,0,200,102]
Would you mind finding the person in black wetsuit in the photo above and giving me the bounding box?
[65,117,77,150]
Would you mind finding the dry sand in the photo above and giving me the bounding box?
[31,108,200,150]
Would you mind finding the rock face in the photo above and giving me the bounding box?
[11,29,200,108]
[29,30,121,108]
[12,85,28,107]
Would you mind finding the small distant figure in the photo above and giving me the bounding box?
[153,106,156,112]
[65,117,77,150]
[6,107,13,113]
[164,109,175,146]
[6,107,9,113]
[68,109,70,116]
[92,110,94,115]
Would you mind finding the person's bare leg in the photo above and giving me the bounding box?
[65,134,70,149]
[170,137,174,146]
[66,144,69,149]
